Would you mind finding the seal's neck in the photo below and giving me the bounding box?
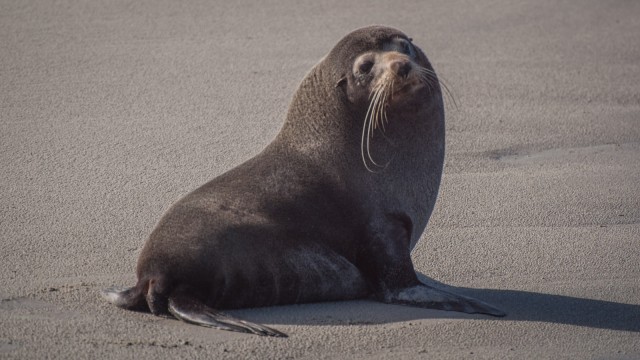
[274,64,363,162]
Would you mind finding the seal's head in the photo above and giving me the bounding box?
[333,28,436,108]
[330,26,444,171]
[282,26,444,172]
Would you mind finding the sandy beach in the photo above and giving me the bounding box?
[1,0,639,358]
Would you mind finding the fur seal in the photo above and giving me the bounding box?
[102,25,504,337]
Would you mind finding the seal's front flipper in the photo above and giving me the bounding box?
[362,213,505,318]
[384,284,505,317]
[168,295,287,337]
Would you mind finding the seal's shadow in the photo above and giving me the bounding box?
[447,283,640,332]
[230,274,640,333]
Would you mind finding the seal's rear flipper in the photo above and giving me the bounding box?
[168,295,287,338]
[383,284,506,317]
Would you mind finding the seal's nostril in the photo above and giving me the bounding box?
[391,60,411,78]
[397,62,411,78]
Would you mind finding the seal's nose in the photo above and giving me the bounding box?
[391,60,412,78]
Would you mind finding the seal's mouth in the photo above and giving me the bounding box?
[389,79,425,101]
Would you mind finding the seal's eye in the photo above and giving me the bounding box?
[400,41,414,57]
[359,61,374,74]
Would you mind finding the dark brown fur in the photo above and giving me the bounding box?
[102,26,503,337]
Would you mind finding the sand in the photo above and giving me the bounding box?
[1,0,639,358]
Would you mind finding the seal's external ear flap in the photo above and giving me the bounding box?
[336,76,347,88]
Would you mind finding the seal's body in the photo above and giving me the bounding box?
[103,26,503,337]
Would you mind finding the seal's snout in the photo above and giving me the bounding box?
[392,60,412,78]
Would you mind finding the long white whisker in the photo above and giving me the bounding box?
[366,89,385,167]
[419,72,435,93]
[361,86,387,172]
[373,86,384,131]
[370,86,384,133]
[379,84,390,132]
[361,89,378,172]
[417,67,457,109]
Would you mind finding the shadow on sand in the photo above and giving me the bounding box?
[230,275,640,333]
[454,285,640,332]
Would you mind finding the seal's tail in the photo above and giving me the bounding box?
[101,285,287,337]
[101,286,148,311]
